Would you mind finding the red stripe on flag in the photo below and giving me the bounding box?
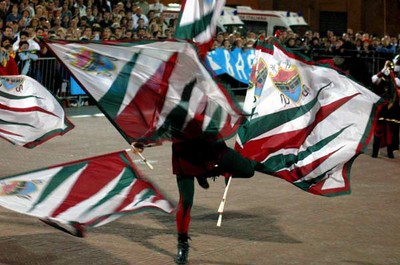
[0,103,60,118]
[241,93,359,160]
[114,53,178,140]
[113,178,150,212]
[0,128,22,136]
[274,149,339,182]
[50,153,127,218]
[307,162,351,196]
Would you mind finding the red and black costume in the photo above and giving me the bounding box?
[371,62,400,158]
[172,139,258,264]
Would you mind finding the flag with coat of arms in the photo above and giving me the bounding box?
[45,40,244,144]
[0,151,174,236]
[236,39,382,196]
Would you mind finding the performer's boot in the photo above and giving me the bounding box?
[387,145,394,159]
[176,233,190,264]
[196,176,209,189]
[372,137,380,158]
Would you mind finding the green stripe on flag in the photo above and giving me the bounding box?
[293,168,334,191]
[264,126,349,172]
[133,188,156,207]
[29,162,88,212]
[98,53,139,120]
[0,119,35,127]
[204,105,223,135]
[156,79,196,139]
[0,90,43,100]
[239,83,330,143]
[175,11,214,39]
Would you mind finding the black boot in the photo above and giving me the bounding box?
[387,145,394,159]
[176,234,190,264]
[196,176,209,189]
[372,137,380,158]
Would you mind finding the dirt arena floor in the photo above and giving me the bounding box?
[0,106,399,265]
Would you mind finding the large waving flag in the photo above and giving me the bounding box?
[236,40,382,196]
[46,40,244,144]
[174,0,225,45]
[0,75,74,148]
[0,151,174,236]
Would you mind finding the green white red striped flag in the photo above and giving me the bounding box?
[174,0,225,44]
[0,75,74,148]
[45,40,244,144]
[0,151,174,236]
[236,40,382,196]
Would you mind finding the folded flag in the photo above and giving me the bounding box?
[174,0,226,45]
[236,40,382,196]
[0,75,74,148]
[46,40,244,144]
[0,151,174,236]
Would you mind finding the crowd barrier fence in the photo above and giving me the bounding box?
[25,50,395,105]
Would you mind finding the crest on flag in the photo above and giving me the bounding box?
[249,58,268,98]
[0,76,24,91]
[0,180,42,199]
[66,48,116,76]
[270,64,303,102]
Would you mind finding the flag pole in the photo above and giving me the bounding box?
[216,176,232,227]
[125,144,154,170]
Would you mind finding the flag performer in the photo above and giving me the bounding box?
[371,55,400,158]
[171,139,259,265]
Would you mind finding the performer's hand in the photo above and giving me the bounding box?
[381,61,391,76]
[132,142,144,154]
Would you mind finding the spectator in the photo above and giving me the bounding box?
[149,0,164,16]
[376,36,396,54]
[133,6,148,29]
[136,0,150,17]
[6,4,21,24]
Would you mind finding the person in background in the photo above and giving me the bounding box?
[371,55,400,158]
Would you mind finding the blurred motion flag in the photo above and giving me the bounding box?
[0,75,74,148]
[174,0,225,45]
[46,40,244,144]
[0,151,174,237]
[236,40,382,196]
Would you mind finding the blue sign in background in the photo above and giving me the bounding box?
[70,77,86,95]
[206,47,255,84]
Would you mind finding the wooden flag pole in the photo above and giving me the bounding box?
[125,144,154,170]
[217,176,232,227]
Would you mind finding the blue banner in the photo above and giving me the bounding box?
[206,47,255,84]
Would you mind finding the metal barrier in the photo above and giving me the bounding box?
[26,51,395,99]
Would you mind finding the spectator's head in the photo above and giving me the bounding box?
[3,26,14,39]
[216,32,224,43]
[286,37,296,47]
[19,41,29,51]
[35,27,46,39]
[1,36,12,48]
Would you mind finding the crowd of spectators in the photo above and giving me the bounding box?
[0,0,399,85]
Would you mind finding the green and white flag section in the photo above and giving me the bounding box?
[174,0,225,44]
[0,75,74,148]
[236,40,381,196]
[0,151,174,236]
[46,40,244,143]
